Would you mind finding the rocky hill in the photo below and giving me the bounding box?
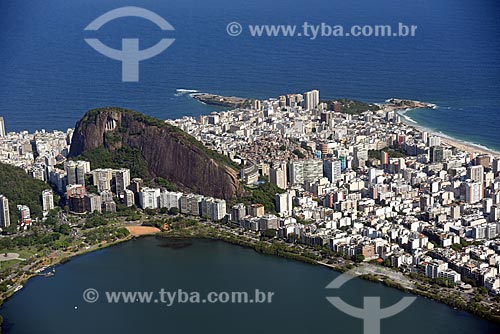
[69,107,243,200]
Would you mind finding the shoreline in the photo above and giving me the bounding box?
[3,225,500,327]
[0,225,160,309]
[0,234,136,309]
[394,107,500,156]
[186,91,499,156]
[159,226,500,323]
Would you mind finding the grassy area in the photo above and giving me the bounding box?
[0,260,22,272]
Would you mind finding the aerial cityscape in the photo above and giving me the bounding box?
[1,0,500,333]
[1,89,500,329]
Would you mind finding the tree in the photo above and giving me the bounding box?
[56,224,71,235]
[144,208,157,216]
[292,149,305,159]
[0,162,51,223]
[242,181,285,213]
[353,254,365,263]
[168,207,179,215]
[262,229,277,238]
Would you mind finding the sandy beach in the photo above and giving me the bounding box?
[126,226,161,236]
[390,105,500,157]
[439,136,500,156]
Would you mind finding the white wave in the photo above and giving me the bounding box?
[176,89,199,93]
[175,89,199,97]
[395,109,418,123]
[401,114,418,124]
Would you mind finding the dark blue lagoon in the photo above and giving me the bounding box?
[2,238,500,334]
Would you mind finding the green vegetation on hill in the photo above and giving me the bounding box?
[74,146,150,179]
[323,99,380,115]
[242,181,285,213]
[0,163,50,224]
[151,177,179,191]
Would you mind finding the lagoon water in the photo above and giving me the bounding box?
[2,237,500,334]
[0,0,499,149]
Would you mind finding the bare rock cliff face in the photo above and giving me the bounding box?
[69,107,243,200]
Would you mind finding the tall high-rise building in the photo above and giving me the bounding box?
[380,151,389,167]
[275,192,293,216]
[211,199,226,221]
[159,190,182,209]
[185,194,203,216]
[303,159,323,182]
[270,162,287,189]
[422,131,428,145]
[129,178,144,205]
[123,189,135,207]
[92,168,113,192]
[353,147,368,169]
[467,165,484,184]
[474,155,491,169]
[493,158,500,176]
[0,117,5,137]
[303,90,320,111]
[85,194,102,213]
[323,159,342,183]
[0,195,10,228]
[430,146,444,163]
[42,189,54,213]
[139,187,161,209]
[230,203,246,223]
[288,159,323,185]
[320,112,333,124]
[465,181,484,204]
[65,160,90,185]
[201,197,215,219]
[113,168,131,194]
[288,160,304,185]
[427,136,441,148]
[247,203,265,218]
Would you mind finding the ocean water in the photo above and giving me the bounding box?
[0,0,499,150]
[2,237,500,334]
